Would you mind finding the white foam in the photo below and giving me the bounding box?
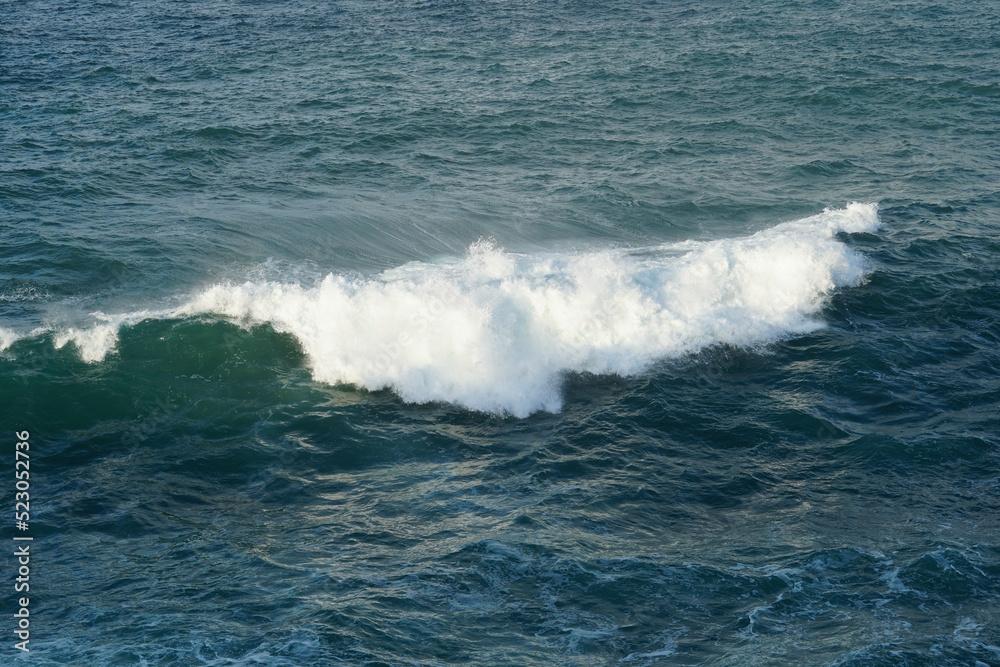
[30,203,881,416]
[53,325,120,363]
[0,327,19,352]
[52,310,158,363]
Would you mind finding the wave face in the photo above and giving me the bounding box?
[161,203,875,416]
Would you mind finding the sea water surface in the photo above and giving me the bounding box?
[2,1,999,664]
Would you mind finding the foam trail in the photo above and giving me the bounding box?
[20,203,880,416]
[176,203,880,416]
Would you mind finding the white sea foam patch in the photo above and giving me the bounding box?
[0,327,20,352]
[172,202,880,416]
[52,311,157,363]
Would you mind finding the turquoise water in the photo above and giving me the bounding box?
[2,1,999,664]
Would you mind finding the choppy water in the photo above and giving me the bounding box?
[2,1,999,664]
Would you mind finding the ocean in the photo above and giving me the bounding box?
[2,1,999,664]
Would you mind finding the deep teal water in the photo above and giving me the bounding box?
[2,1,999,664]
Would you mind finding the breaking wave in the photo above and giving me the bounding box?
[11,203,881,416]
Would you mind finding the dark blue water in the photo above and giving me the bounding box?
[2,1,999,664]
